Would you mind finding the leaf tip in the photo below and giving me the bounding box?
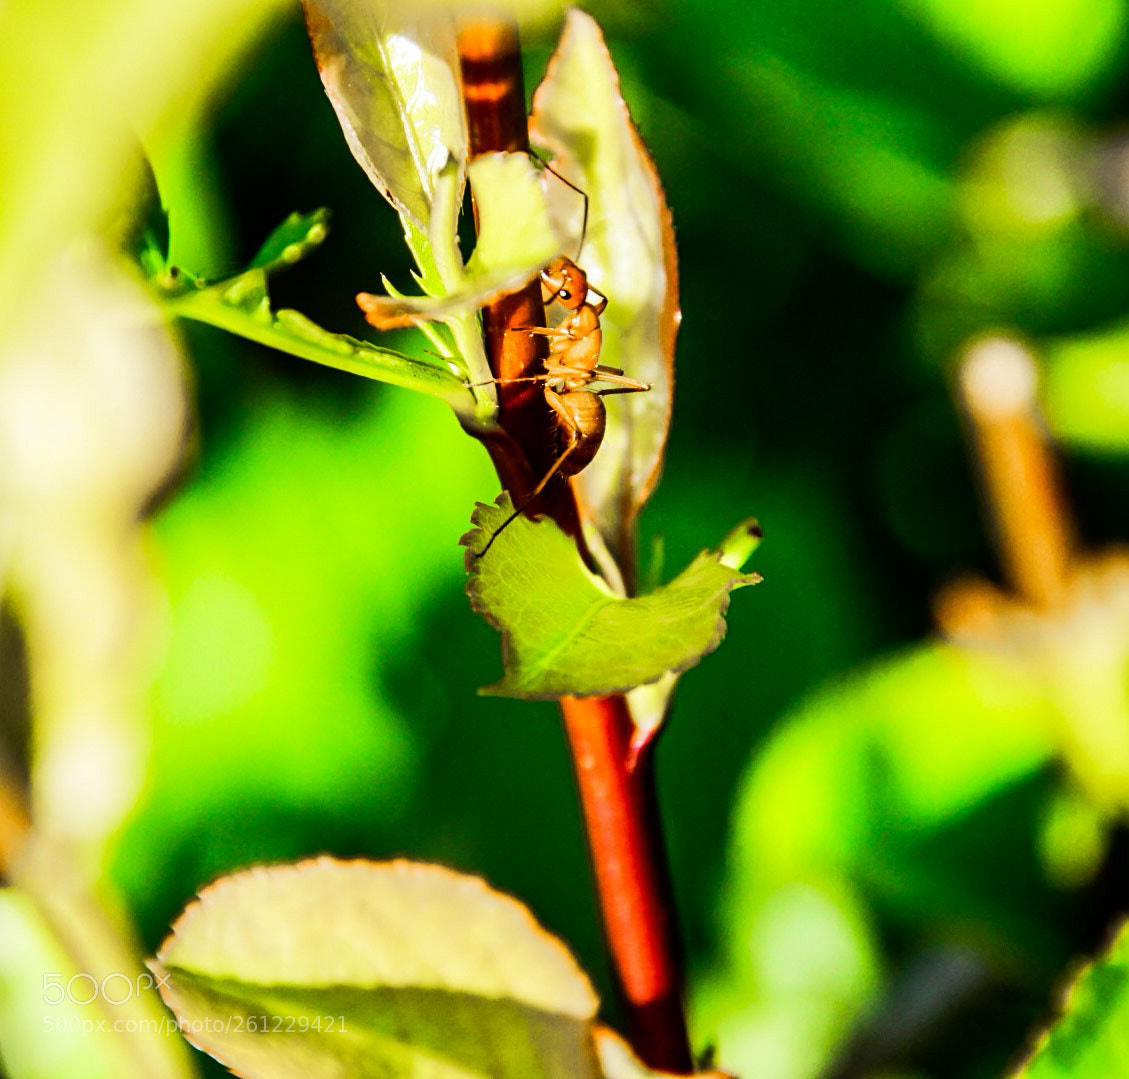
[718,518,763,571]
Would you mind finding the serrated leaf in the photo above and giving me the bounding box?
[303,1,466,233]
[153,858,605,1079]
[357,152,561,329]
[1016,920,1129,1077]
[462,496,760,699]
[530,10,679,572]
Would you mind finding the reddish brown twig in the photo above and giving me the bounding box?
[561,694,692,1071]
[456,17,693,1073]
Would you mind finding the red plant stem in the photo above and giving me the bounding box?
[457,17,693,1074]
[562,695,693,1072]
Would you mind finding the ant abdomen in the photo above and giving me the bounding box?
[553,391,605,477]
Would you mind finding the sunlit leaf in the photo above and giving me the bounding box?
[1016,919,1129,1077]
[530,10,679,573]
[358,151,559,329]
[465,152,562,282]
[148,213,475,415]
[303,0,466,233]
[154,857,605,1079]
[463,496,760,699]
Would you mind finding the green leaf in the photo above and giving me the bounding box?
[358,152,561,329]
[303,1,466,234]
[153,858,685,1079]
[149,215,476,415]
[246,208,331,271]
[1016,921,1129,1077]
[153,858,606,1079]
[466,152,562,283]
[463,496,761,699]
[530,10,680,573]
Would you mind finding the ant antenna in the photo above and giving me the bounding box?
[528,149,589,263]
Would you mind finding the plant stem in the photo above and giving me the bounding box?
[561,694,692,1072]
[456,17,693,1073]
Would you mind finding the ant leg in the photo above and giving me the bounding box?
[509,325,571,339]
[478,439,579,556]
[465,374,555,388]
[478,391,581,556]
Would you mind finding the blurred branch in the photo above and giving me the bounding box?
[956,336,1075,608]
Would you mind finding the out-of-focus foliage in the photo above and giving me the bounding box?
[7,1,1129,1078]
[1016,918,1129,1077]
[696,643,1059,1079]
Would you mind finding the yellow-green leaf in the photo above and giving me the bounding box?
[304,0,465,233]
[463,496,760,699]
[357,152,560,329]
[155,858,602,1079]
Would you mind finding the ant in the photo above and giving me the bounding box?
[472,163,650,553]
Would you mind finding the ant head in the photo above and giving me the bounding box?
[541,256,588,310]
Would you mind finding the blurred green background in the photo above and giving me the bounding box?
[9,0,1129,1077]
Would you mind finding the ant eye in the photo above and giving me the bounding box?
[559,290,571,300]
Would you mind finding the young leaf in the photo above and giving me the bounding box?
[153,858,603,1079]
[303,0,466,234]
[246,208,331,270]
[148,212,476,416]
[1016,920,1129,1077]
[462,496,761,699]
[530,10,680,572]
[357,151,561,328]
